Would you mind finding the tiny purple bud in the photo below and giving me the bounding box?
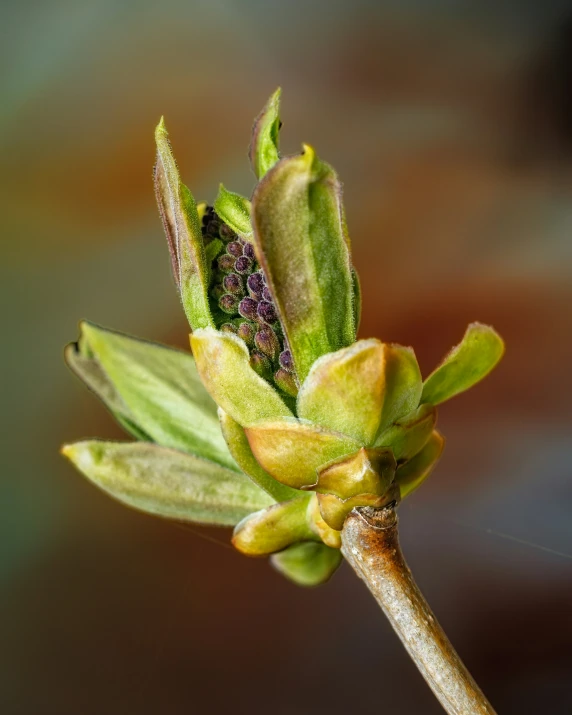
[219,223,235,241]
[262,286,273,302]
[238,296,259,321]
[274,368,299,397]
[250,351,273,380]
[247,272,265,300]
[223,273,244,296]
[243,242,255,259]
[257,300,277,324]
[255,326,280,359]
[219,293,239,314]
[217,254,235,273]
[279,350,294,372]
[235,256,253,275]
[237,321,255,346]
[227,241,243,257]
[220,322,238,334]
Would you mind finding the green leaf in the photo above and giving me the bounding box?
[297,340,386,445]
[65,343,151,441]
[78,323,236,469]
[62,441,273,526]
[154,118,213,330]
[245,420,360,489]
[421,323,505,406]
[232,496,314,555]
[375,344,423,436]
[218,408,299,503]
[271,541,342,587]
[375,403,436,461]
[190,328,293,427]
[249,87,282,180]
[213,184,253,238]
[251,145,356,382]
[395,431,445,499]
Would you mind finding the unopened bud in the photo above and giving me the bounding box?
[274,368,299,397]
[250,351,273,381]
[238,297,259,321]
[255,326,280,359]
[237,321,256,346]
[218,254,236,273]
[257,300,277,324]
[223,273,244,296]
[219,293,239,314]
[247,272,265,300]
[227,241,243,257]
[235,256,253,275]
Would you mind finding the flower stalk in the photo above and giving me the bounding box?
[342,506,497,715]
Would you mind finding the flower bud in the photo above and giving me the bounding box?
[274,368,299,397]
[227,241,244,257]
[250,351,273,381]
[219,294,239,314]
[237,321,256,347]
[247,272,265,300]
[223,273,244,296]
[218,253,235,273]
[255,326,280,359]
[279,350,294,372]
[257,300,277,324]
[238,297,259,321]
[235,256,253,275]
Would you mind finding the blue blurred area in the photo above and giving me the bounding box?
[1,1,571,713]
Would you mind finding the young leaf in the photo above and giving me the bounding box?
[190,328,293,427]
[421,323,505,406]
[232,495,314,555]
[249,87,281,179]
[213,185,253,238]
[79,323,237,470]
[375,403,436,461]
[297,340,386,445]
[271,541,342,587]
[375,344,423,436]
[245,420,360,489]
[251,145,356,382]
[154,118,213,330]
[65,344,151,442]
[395,431,445,499]
[62,441,273,526]
[218,408,299,503]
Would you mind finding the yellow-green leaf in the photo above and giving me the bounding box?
[245,420,360,489]
[190,328,293,427]
[251,145,356,382]
[249,87,282,179]
[154,118,213,330]
[213,184,252,238]
[421,323,505,406]
[271,541,342,587]
[62,441,272,526]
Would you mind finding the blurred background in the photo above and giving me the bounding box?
[1,0,571,712]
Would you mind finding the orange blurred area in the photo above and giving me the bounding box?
[1,2,571,713]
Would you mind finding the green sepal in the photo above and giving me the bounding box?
[271,541,342,587]
[213,184,253,238]
[245,420,360,489]
[249,87,281,179]
[62,441,273,527]
[395,431,445,499]
[421,323,505,406]
[232,495,314,555]
[375,344,423,436]
[251,145,356,382]
[315,447,396,499]
[218,408,299,503]
[74,323,236,469]
[297,339,386,445]
[154,118,213,330]
[190,328,293,427]
[64,342,151,442]
[375,403,436,461]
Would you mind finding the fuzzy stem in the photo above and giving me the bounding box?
[341,506,496,715]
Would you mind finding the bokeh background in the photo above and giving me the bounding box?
[2,1,571,713]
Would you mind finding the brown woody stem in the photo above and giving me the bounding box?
[341,506,496,715]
